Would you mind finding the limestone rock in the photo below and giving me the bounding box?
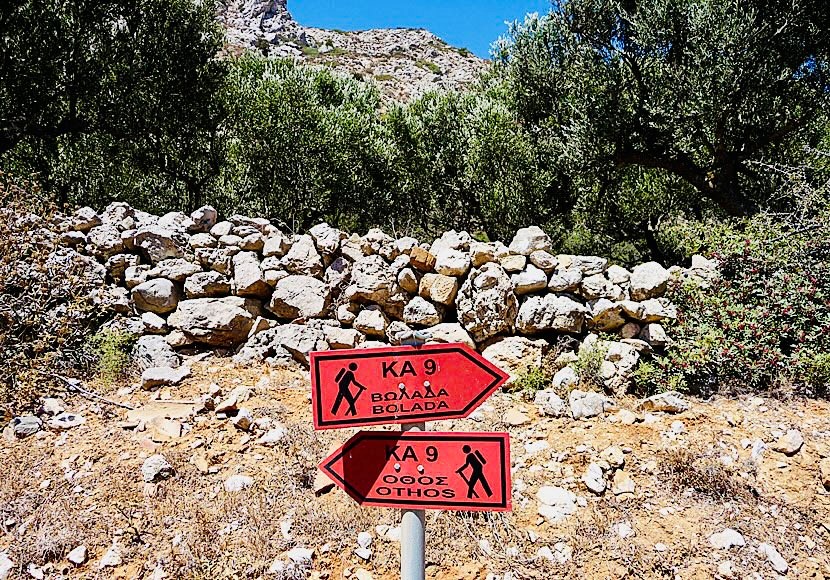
[600,446,625,469]
[434,248,470,277]
[589,299,626,332]
[263,232,291,258]
[509,226,551,255]
[347,255,396,303]
[409,246,436,272]
[425,323,475,349]
[141,366,191,390]
[570,390,614,419]
[456,263,518,342]
[190,206,218,233]
[639,322,670,347]
[168,297,261,346]
[184,271,232,298]
[771,429,804,456]
[67,545,88,566]
[758,543,788,574]
[557,255,607,275]
[516,294,588,334]
[133,226,188,264]
[11,415,42,438]
[481,336,546,380]
[548,269,582,292]
[268,275,331,319]
[629,261,669,300]
[611,470,636,495]
[582,462,606,494]
[397,267,419,294]
[418,273,458,306]
[235,324,328,366]
[323,326,365,349]
[403,297,441,327]
[224,474,254,492]
[309,223,346,256]
[354,306,389,338]
[499,253,527,273]
[536,486,577,523]
[147,258,201,282]
[819,458,830,490]
[282,234,324,277]
[232,251,269,297]
[637,392,689,414]
[529,250,557,272]
[132,278,181,314]
[512,264,548,295]
[72,207,102,232]
[534,389,567,417]
[87,225,125,258]
[709,528,746,550]
[133,335,179,371]
[141,454,174,482]
[552,366,578,391]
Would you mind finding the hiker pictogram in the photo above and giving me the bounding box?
[456,445,492,499]
[331,362,367,416]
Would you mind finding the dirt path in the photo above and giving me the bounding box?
[2,357,830,579]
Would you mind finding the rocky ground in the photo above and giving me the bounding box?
[2,356,830,579]
[217,0,487,101]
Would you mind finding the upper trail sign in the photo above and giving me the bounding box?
[310,343,509,430]
[319,431,511,511]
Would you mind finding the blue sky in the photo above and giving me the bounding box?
[291,0,552,58]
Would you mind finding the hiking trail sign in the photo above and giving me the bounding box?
[310,343,509,430]
[319,430,511,511]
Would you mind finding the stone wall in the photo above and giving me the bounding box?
[59,202,717,394]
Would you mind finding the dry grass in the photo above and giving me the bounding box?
[661,447,752,501]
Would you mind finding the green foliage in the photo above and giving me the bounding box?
[86,329,138,387]
[639,203,830,397]
[574,341,608,392]
[0,0,227,211]
[215,56,391,233]
[495,1,830,218]
[508,366,551,399]
[415,59,442,75]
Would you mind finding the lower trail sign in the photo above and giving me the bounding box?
[319,431,511,511]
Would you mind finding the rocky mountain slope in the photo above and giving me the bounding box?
[217,0,487,101]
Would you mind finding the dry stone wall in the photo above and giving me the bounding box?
[59,202,718,395]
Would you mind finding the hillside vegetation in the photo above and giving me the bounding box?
[2,0,830,403]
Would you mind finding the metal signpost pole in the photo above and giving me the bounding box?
[400,421,426,580]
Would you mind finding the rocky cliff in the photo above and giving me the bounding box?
[217,0,487,101]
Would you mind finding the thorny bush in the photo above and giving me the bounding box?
[0,173,112,416]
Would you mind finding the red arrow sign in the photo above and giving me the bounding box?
[319,431,511,511]
[310,343,509,429]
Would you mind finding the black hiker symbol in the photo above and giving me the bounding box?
[331,362,367,416]
[456,445,493,499]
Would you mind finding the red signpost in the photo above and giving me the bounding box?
[319,431,511,511]
[310,343,509,429]
[310,342,512,580]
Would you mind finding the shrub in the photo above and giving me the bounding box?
[508,366,550,399]
[638,202,830,398]
[574,341,608,392]
[0,174,112,414]
[86,329,138,387]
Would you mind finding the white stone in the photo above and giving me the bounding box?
[224,474,254,492]
[268,275,330,319]
[709,528,746,549]
[353,306,389,338]
[509,226,551,255]
[67,545,88,565]
[434,248,470,277]
[758,543,788,574]
[511,264,548,295]
[582,462,606,494]
[536,486,577,523]
[630,262,669,300]
[141,454,174,482]
[517,294,589,334]
[403,297,441,327]
[455,263,518,342]
[98,544,122,569]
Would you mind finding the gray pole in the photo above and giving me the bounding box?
[400,421,426,580]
